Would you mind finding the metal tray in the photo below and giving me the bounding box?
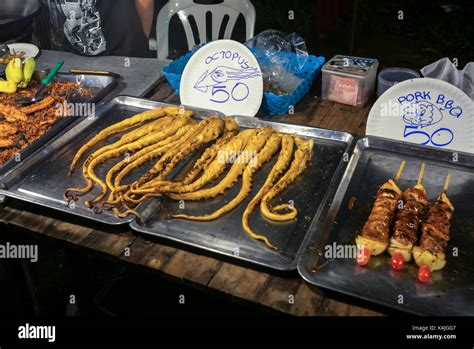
[0,96,222,225]
[298,136,474,315]
[130,118,354,271]
[0,73,118,185]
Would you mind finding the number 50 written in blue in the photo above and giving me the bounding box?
[403,125,454,147]
[210,83,250,104]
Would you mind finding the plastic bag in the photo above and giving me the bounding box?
[245,30,308,95]
[421,58,474,100]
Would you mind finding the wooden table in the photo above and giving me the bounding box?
[0,80,384,316]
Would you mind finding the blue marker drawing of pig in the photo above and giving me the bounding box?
[402,100,443,128]
[194,66,261,93]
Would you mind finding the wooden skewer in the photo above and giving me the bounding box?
[417,163,426,186]
[442,171,451,194]
[394,160,406,184]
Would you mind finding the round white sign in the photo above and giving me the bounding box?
[367,78,474,154]
[180,40,263,117]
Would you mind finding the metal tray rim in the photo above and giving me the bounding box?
[0,72,119,185]
[297,135,474,315]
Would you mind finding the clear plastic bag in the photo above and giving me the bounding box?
[421,58,474,100]
[245,30,308,95]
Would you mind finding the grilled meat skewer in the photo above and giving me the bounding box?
[388,163,427,268]
[413,172,453,282]
[355,161,405,265]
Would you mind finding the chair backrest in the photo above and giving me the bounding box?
[156,0,256,60]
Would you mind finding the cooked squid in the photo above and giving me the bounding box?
[169,127,274,201]
[68,106,188,175]
[260,136,312,221]
[173,132,282,221]
[242,134,295,249]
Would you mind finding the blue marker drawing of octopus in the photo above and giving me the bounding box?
[402,100,443,128]
[193,66,261,104]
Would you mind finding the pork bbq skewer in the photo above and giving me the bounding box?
[388,163,427,270]
[355,160,406,266]
[412,172,453,283]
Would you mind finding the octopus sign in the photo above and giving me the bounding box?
[180,40,263,117]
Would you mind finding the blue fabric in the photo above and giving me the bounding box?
[163,50,325,115]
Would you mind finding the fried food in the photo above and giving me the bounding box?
[242,134,295,249]
[0,81,93,165]
[20,96,56,114]
[105,124,194,193]
[136,130,238,196]
[0,122,18,136]
[0,103,27,122]
[260,136,312,221]
[0,138,14,148]
[64,109,313,250]
[138,116,225,185]
[169,127,274,201]
[137,128,257,197]
[68,106,189,175]
[173,133,282,222]
[73,115,194,207]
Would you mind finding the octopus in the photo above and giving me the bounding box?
[65,113,195,206]
[242,134,295,249]
[168,127,274,201]
[259,136,313,221]
[131,127,257,195]
[64,108,314,251]
[129,118,239,195]
[172,132,282,221]
[117,116,226,206]
[68,106,188,175]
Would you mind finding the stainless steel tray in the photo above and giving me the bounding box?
[130,119,354,271]
[0,73,118,185]
[298,136,474,315]
[0,96,222,225]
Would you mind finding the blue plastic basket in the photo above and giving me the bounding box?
[163,49,325,115]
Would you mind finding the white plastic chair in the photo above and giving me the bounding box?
[151,0,256,60]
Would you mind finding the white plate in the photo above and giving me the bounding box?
[7,43,40,59]
[367,78,474,154]
[180,40,263,117]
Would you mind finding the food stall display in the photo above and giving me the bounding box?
[0,58,118,185]
[0,96,353,270]
[298,137,473,315]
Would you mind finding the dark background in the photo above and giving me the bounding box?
[30,0,474,67]
[251,0,474,69]
[154,0,474,68]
